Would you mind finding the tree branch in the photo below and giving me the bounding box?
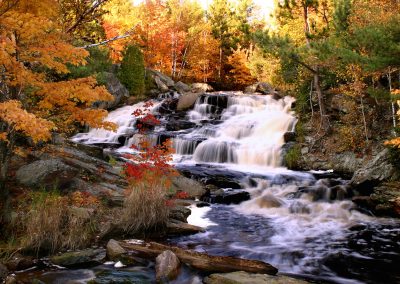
[79,28,136,49]
[66,0,109,34]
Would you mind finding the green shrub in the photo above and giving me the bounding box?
[118,45,145,96]
[68,46,112,81]
[284,145,302,169]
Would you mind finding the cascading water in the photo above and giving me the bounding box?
[69,92,399,284]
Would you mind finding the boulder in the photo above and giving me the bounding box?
[16,159,78,189]
[204,271,309,284]
[257,82,274,94]
[106,239,127,261]
[4,254,34,271]
[93,72,129,109]
[175,81,191,93]
[177,92,202,111]
[169,206,191,223]
[50,248,106,268]
[166,120,196,131]
[0,263,8,280]
[351,149,396,189]
[148,70,175,87]
[155,76,169,92]
[171,175,206,199]
[191,83,213,93]
[244,83,258,93]
[166,219,205,235]
[155,250,180,282]
[204,189,250,205]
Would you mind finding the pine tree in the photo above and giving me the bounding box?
[118,45,145,96]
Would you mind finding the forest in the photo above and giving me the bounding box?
[0,0,400,283]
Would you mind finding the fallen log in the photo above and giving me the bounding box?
[119,241,278,275]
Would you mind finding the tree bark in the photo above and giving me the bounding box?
[119,241,278,275]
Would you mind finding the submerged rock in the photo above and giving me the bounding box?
[50,249,106,268]
[155,250,180,282]
[204,271,309,284]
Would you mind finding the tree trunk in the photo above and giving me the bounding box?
[0,130,14,230]
[314,70,329,129]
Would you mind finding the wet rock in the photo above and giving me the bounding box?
[72,143,104,160]
[204,189,250,205]
[4,254,34,271]
[0,263,8,280]
[155,250,180,282]
[283,132,296,143]
[93,72,129,109]
[166,120,196,131]
[191,83,213,93]
[289,201,311,214]
[204,271,309,284]
[351,149,396,190]
[174,81,190,93]
[106,239,127,261]
[257,82,275,94]
[16,159,78,189]
[171,175,206,199]
[166,219,205,235]
[177,92,203,111]
[158,98,179,114]
[196,201,210,207]
[169,206,191,223]
[255,194,284,208]
[50,248,106,268]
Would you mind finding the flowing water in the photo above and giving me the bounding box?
[22,92,399,283]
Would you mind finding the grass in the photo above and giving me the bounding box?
[284,145,302,169]
[120,177,170,234]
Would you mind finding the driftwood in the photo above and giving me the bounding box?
[119,241,278,275]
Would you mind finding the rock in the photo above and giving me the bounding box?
[166,219,205,235]
[107,239,127,261]
[283,132,296,143]
[93,72,129,109]
[351,149,396,189]
[204,271,309,284]
[174,81,191,93]
[158,98,179,114]
[301,147,309,155]
[177,92,202,111]
[148,69,175,87]
[255,194,283,208]
[0,263,8,280]
[191,83,213,93]
[155,76,169,92]
[204,189,250,205]
[4,254,34,271]
[4,275,16,284]
[171,175,206,199]
[50,248,106,268]
[16,159,78,189]
[71,143,104,160]
[166,120,196,131]
[353,182,400,217]
[244,83,258,93]
[155,250,180,282]
[257,82,274,94]
[169,206,191,223]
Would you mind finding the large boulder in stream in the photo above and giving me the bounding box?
[204,271,310,284]
[106,239,127,261]
[177,92,203,111]
[155,250,180,282]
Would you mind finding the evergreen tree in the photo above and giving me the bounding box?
[118,45,145,96]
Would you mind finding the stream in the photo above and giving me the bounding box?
[19,92,400,283]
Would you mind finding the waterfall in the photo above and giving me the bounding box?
[175,94,296,168]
